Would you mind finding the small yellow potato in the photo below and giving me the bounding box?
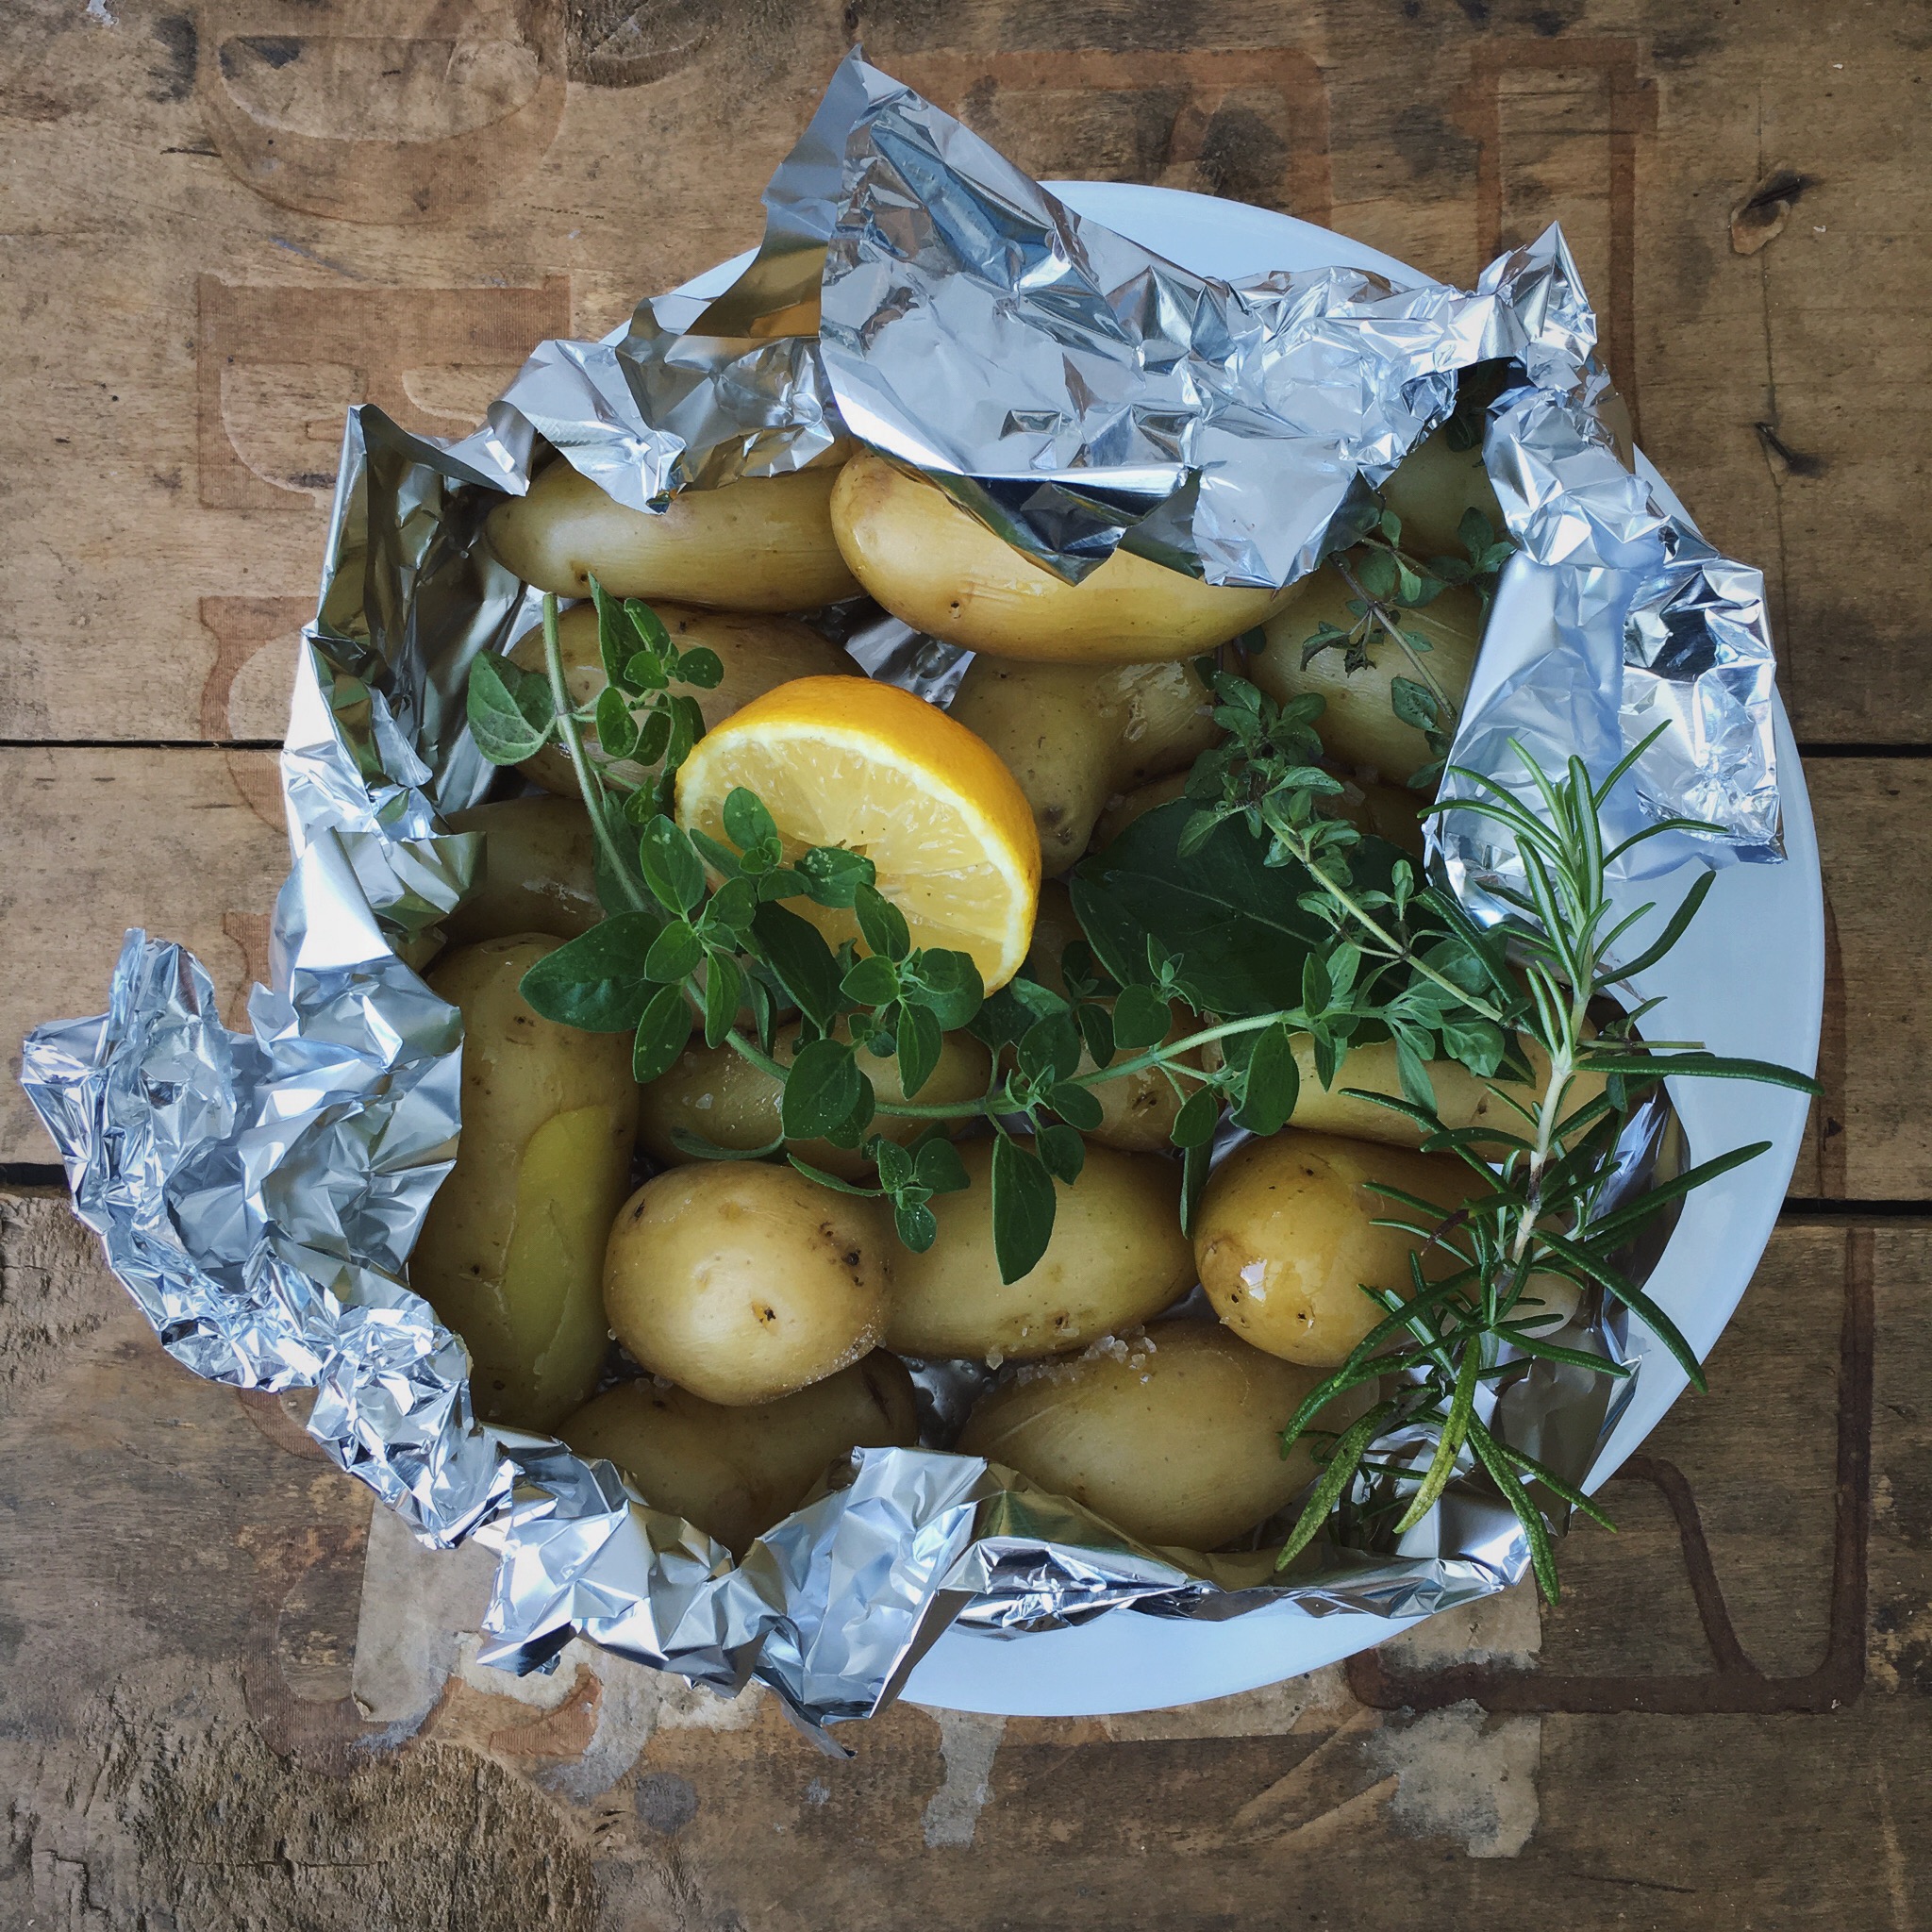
[949,657,1217,872]
[560,1351,918,1554]
[486,461,860,611]
[1281,1032,1606,1150]
[1025,883,1198,1154]
[506,600,856,797]
[1378,422,1507,561]
[1330,775,1427,859]
[958,1321,1357,1550]
[830,450,1290,665]
[412,937,639,1429]
[441,796,601,949]
[1250,561,1483,783]
[1193,1129,1467,1368]
[605,1162,891,1406]
[635,1021,993,1180]
[1093,770,1190,848]
[886,1137,1194,1362]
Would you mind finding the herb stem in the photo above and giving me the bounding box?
[541,592,648,916]
[720,1024,792,1085]
[860,1010,1281,1121]
[1334,554,1458,728]
[1296,847,1507,1024]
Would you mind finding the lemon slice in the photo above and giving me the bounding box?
[675,676,1041,991]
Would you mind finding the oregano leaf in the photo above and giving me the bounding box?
[632,985,692,1084]
[990,1136,1057,1284]
[1236,1021,1302,1135]
[638,817,706,915]
[466,656,549,765]
[781,1038,863,1141]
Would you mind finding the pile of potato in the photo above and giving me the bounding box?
[412,420,1533,1558]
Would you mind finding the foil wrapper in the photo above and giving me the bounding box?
[22,54,1784,1736]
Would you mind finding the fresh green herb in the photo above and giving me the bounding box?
[1269,734,1818,1599]
[463,591,1817,1602]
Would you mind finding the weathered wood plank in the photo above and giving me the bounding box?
[4,1198,1923,1927]
[0,0,852,746]
[853,2,1932,746]
[6,1,1930,1926]
[1,3,1927,750]
[1807,760,1932,1200]
[0,748,287,1162]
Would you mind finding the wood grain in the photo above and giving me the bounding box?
[4,0,1930,1924]
[3,1199,1924,1926]
[1807,760,1932,1200]
[0,749,288,1161]
[0,2,1924,748]
[0,0,852,745]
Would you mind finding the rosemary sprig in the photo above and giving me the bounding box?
[1270,734,1818,1598]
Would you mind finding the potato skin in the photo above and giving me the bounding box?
[506,600,856,797]
[1330,776,1427,859]
[1378,423,1507,561]
[1282,1033,1606,1149]
[486,461,860,612]
[561,1352,918,1554]
[1251,562,1482,784]
[635,1022,992,1180]
[950,657,1217,872]
[886,1137,1194,1361]
[605,1162,891,1406]
[441,796,601,949]
[1093,770,1190,848]
[1025,882,1196,1154]
[831,451,1290,664]
[412,937,639,1429]
[1194,1129,1467,1367]
[958,1321,1353,1550]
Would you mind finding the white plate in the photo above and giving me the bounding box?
[675,183,1824,1718]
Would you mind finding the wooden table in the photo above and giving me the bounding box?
[2,4,1926,1925]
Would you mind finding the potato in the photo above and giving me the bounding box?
[1250,560,1483,784]
[1093,771,1190,849]
[1193,1129,1469,1368]
[1378,421,1507,562]
[830,450,1290,665]
[1518,1270,1584,1331]
[1331,776,1427,859]
[605,1162,891,1406]
[561,1352,918,1554]
[411,937,639,1428]
[949,657,1217,872]
[486,461,860,612]
[886,1137,1193,1361]
[1025,882,1198,1155]
[958,1321,1358,1550]
[441,796,601,949]
[506,600,856,797]
[1281,1031,1606,1150]
[635,1021,992,1180]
